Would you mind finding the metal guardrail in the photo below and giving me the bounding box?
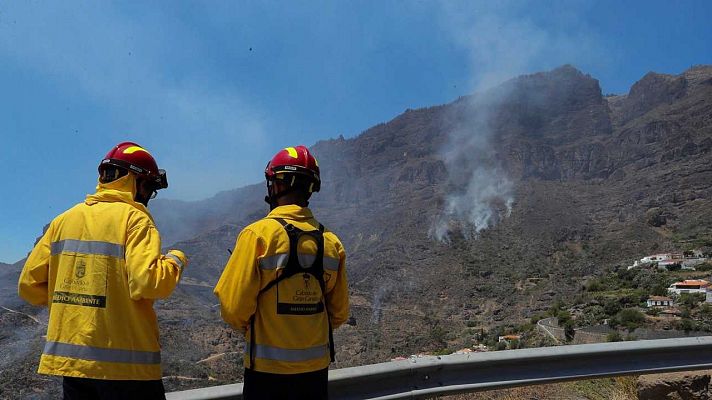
[166,336,712,400]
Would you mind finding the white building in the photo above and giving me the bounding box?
[668,280,710,295]
[640,253,683,264]
[647,296,674,307]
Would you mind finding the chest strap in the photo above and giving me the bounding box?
[249,218,335,368]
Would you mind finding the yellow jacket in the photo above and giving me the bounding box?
[214,205,349,374]
[18,174,187,380]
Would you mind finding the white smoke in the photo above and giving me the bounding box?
[429,2,600,243]
[429,94,514,243]
[370,284,391,324]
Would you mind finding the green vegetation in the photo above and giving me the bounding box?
[563,321,576,342]
[534,265,712,339]
[612,308,646,331]
[677,318,697,333]
[556,310,571,326]
[606,332,623,342]
[679,293,705,309]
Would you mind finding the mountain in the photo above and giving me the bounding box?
[3,65,711,397]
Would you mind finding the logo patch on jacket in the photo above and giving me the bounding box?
[54,257,108,308]
[75,261,86,279]
[276,274,324,315]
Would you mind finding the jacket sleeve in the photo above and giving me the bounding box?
[326,244,349,329]
[18,226,52,306]
[214,228,263,334]
[125,221,185,300]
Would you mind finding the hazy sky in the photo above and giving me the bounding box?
[1,1,711,263]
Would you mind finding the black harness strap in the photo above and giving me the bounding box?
[249,218,336,369]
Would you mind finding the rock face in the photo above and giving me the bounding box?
[638,371,711,400]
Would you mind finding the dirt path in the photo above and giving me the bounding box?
[537,317,561,344]
[196,351,241,364]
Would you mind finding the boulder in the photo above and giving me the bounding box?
[637,371,710,400]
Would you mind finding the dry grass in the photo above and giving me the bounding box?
[439,376,638,400]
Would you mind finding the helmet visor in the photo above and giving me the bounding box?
[156,169,168,190]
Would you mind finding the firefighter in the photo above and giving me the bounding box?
[18,142,187,400]
[215,145,349,399]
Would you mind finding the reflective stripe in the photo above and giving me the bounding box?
[323,256,340,272]
[43,341,160,365]
[297,254,340,272]
[51,239,125,259]
[249,343,329,362]
[259,253,288,270]
[165,253,184,271]
[261,253,339,271]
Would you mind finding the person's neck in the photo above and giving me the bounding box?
[276,193,308,208]
[277,200,308,208]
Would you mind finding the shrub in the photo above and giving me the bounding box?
[556,310,572,326]
[604,299,622,316]
[607,332,623,342]
[678,318,696,333]
[696,262,712,272]
[548,299,566,316]
[578,305,606,326]
[518,322,534,333]
[699,303,712,318]
[617,308,646,331]
[679,293,705,309]
[646,307,660,317]
[586,279,605,292]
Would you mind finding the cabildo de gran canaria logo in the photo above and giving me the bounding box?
[75,260,86,279]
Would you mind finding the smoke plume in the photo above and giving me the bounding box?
[429,94,514,243]
[429,2,599,243]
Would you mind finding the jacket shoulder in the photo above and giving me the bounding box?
[323,228,345,252]
[242,218,282,238]
[48,202,95,229]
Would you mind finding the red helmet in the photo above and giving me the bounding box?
[265,145,320,192]
[99,142,168,189]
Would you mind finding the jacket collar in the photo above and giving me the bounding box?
[266,205,314,221]
[85,174,153,221]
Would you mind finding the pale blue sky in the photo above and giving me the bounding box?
[1,1,711,263]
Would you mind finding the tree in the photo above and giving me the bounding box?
[556,310,571,326]
[564,321,576,342]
